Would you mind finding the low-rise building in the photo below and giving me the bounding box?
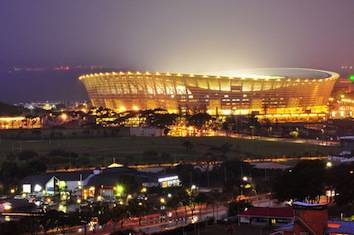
[272,202,354,235]
[0,116,42,129]
[339,136,354,157]
[238,207,294,226]
[20,170,93,196]
[83,167,180,199]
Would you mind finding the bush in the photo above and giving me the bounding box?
[17,150,38,161]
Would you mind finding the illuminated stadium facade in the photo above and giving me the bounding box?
[79,68,339,121]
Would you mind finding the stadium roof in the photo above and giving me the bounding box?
[79,68,338,81]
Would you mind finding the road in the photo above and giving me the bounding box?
[226,132,338,146]
[49,204,227,235]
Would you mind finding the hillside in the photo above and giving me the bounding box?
[0,101,22,116]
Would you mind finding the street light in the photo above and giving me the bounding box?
[326,162,333,168]
[140,187,147,193]
[160,197,166,204]
[3,203,12,211]
[242,176,248,182]
[60,113,68,121]
[114,184,125,197]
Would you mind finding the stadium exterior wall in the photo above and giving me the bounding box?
[79,68,338,121]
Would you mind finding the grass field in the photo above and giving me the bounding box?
[0,136,339,166]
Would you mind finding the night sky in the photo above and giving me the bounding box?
[0,0,353,103]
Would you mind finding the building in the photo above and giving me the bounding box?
[83,167,149,199]
[79,68,338,122]
[272,202,354,235]
[82,167,180,199]
[0,116,42,129]
[238,207,294,226]
[20,170,93,195]
[157,175,180,188]
[328,94,354,119]
[339,136,354,157]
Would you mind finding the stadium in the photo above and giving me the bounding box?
[79,68,339,122]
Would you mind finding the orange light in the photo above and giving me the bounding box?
[327,223,340,228]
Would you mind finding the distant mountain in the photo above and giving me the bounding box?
[0,101,23,116]
[0,67,114,103]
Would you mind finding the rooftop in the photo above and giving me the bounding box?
[292,201,328,210]
[238,207,294,218]
[21,170,93,185]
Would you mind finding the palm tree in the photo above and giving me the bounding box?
[209,190,225,223]
[219,143,232,184]
[177,189,193,224]
[195,193,209,218]
[203,152,215,188]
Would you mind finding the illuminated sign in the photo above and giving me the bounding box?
[158,176,179,183]
[34,184,42,192]
[22,184,31,193]
[349,74,354,82]
[158,176,180,188]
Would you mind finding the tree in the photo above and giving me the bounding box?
[26,160,47,175]
[328,163,354,206]
[17,150,38,161]
[203,152,216,187]
[209,143,233,184]
[21,217,41,235]
[208,190,226,223]
[173,188,193,224]
[220,160,253,200]
[228,201,252,217]
[126,199,152,226]
[40,210,65,234]
[273,160,326,202]
[146,112,178,128]
[0,221,24,235]
[187,113,212,129]
[0,161,20,193]
[111,206,128,230]
[195,193,209,215]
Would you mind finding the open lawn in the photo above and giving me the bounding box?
[0,136,339,167]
